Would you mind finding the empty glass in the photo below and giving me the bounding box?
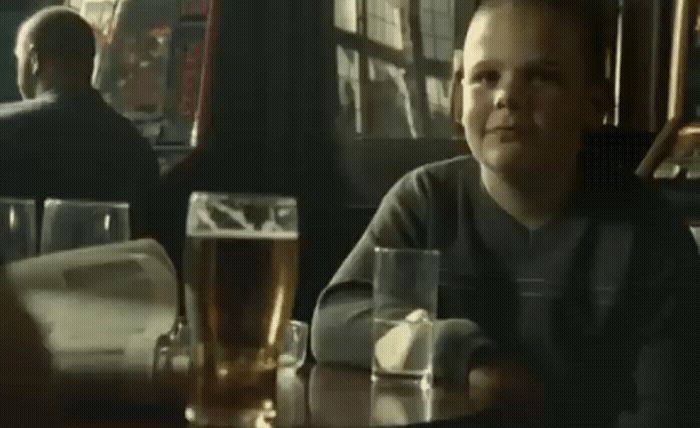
[40,199,130,254]
[0,198,36,262]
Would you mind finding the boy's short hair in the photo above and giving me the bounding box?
[473,0,608,83]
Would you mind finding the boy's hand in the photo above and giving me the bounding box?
[468,358,545,426]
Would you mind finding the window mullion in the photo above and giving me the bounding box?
[358,0,371,134]
[409,0,430,136]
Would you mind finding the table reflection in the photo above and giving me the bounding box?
[307,364,476,428]
[69,364,479,427]
[308,365,372,427]
[370,380,433,426]
[276,368,306,427]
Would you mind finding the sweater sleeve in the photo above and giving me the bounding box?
[310,169,493,382]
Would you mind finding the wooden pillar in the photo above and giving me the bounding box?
[191,0,219,147]
[618,0,674,132]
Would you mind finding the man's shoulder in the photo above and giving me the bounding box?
[61,92,153,152]
[0,98,59,151]
[93,102,151,146]
[0,97,56,124]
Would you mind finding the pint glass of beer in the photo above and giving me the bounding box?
[183,193,299,426]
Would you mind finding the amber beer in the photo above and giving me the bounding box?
[185,229,299,425]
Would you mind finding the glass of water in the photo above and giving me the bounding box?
[0,198,36,262]
[40,199,130,254]
[372,248,439,389]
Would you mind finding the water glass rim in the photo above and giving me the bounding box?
[374,247,440,257]
[44,198,129,209]
[189,191,297,207]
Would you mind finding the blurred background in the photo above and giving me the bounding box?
[0,0,697,322]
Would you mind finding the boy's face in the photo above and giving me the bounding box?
[461,3,601,181]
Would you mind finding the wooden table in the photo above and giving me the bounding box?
[67,364,482,427]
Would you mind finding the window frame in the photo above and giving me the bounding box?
[334,0,466,138]
[637,0,699,177]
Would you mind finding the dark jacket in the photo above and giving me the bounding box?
[0,88,160,237]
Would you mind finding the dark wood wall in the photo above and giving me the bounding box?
[618,0,675,132]
[162,0,342,322]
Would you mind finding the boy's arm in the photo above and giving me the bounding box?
[310,170,422,368]
[310,170,494,380]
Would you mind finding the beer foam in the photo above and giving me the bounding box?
[187,229,299,240]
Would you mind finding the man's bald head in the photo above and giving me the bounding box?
[15,6,96,98]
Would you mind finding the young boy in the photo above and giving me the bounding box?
[312,0,699,426]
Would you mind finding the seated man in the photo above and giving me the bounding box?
[311,0,699,426]
[0,6,160,237]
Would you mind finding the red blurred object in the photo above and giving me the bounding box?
[180,0,209,17]
[176,42,205,121]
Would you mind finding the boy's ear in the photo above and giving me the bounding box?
[450,50,465,136]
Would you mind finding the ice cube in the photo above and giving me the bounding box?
[375,309,429,372]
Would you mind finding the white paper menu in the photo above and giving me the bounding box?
[5,239,178,379]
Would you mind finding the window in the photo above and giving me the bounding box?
[367,0,404,49]
[337,46,362,135]
[67,0,209,145]
[334,0,468,139]
[79,1,116,39]
[420,0,455,61]
[425,75,452,134]
[334,0,359,33]
[368,56,418,137]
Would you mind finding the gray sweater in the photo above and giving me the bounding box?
[311,156,700,427]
